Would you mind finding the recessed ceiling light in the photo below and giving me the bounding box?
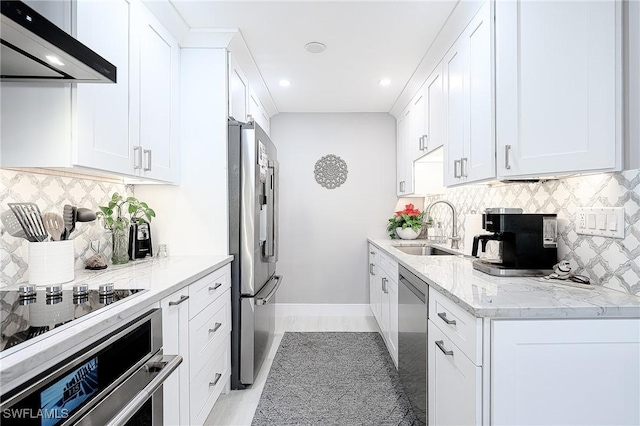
[45,55,64,66]
[305,42,326,54]
[279,79,292,87]
[379,78,391,86]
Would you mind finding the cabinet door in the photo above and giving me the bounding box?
[463,2,494,183]
[491,319,640,426]
[75,0,133,176]
[229,56,248,122]
[411,91,426,161]
[396,110,411,195]
[496,0,621,177]
[368,246,380,321]
[443,41,466,186]
[161,290,191,426]
[387,277,398,366]
[428,321,482,426]
[380,274,390,342]
[424,63,444,154]
[132,4,180,182]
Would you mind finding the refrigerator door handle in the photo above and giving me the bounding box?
[255,275,283,305]
[265,159,279,262]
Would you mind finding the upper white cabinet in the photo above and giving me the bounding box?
[130,1,180,182]
[444,1,494,186]
[396,106,414,195]
[75,0,133,176]
[496,0,622,178]
[249,87,271,135]
[0,0,180,183]
[423,63,445,155]
[229,55,249,122]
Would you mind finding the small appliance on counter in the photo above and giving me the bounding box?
[471,208,558,276]
[128,221,153,259]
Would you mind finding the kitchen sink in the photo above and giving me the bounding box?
[392,244,456,256]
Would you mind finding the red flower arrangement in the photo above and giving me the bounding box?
[387,204,425,239]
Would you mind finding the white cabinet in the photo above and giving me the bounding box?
[444,1,494,186]
[396,107,414,195]
[160,289,190,426]
[496,0,622,178]
[75,0,133,176]
[229,55,249,122]
[423,63,445,155]
[130,1,180,182]
[369,246,399,366]
[491,319,640,426]
[249,87,271,135]
[428,321,482,426]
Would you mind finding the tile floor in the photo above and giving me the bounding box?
[204,315,380,426]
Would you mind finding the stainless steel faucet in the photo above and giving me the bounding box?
[425,200,461,250]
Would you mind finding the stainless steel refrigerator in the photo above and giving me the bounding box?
[228,119,282,389]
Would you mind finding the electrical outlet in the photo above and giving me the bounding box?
[576,207,625,238]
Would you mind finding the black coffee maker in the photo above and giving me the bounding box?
[472,208,558,276]
[129,221,153,260]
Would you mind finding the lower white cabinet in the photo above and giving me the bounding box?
[161,264,231,426]
[427,285,640,426]
[368,244,399,366]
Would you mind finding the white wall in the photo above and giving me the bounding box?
[135,48,229,256]
[271,113,396,304]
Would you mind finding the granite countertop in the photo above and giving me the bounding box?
[369,238,640,319]
[0,255,232,394]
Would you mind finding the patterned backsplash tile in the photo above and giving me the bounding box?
[423,169,640,295]
[0,169,133,287]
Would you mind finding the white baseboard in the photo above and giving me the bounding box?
[275,303,373,317]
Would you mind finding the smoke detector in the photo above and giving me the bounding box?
[305,42,326,54]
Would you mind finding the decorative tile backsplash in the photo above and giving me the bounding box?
[424,169,640,295]
[0,169,133,287]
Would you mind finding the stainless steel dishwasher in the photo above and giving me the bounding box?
[398,265,428,426]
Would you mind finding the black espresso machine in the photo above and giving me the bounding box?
[472,208,558,276]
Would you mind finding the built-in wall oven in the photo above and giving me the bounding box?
[0,309,181,426]
[398,265,428,426]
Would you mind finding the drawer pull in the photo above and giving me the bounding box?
[435,340,454,356]
[209,373,222,387]
[168,295,189,306]
[437,312,457,325]
[209,323,223,333]
[209,283,223,291]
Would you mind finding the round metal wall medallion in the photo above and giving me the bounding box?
[314,154,348,189]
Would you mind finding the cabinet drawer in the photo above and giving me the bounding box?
[189,288,231,379]
[190,334,230,426]
[377,251,399,279]
[188,265,230,319]
[429,288,482,364]
[428,320,482,426]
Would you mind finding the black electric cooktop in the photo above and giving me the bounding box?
[0,284,147,353]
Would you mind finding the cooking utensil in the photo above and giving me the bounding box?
[63,205,77,240]
[76,208,97,222]
[1,210,27,239]
[43,212,65,241]
[8,203,48,242]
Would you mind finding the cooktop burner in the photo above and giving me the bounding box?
[0,285,147,354]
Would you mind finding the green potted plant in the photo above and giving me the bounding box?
[97,193,155,264]
[387,203,428,240]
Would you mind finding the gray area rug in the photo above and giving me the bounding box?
[252,332,418,425]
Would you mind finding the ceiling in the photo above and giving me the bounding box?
[169,1,458,113]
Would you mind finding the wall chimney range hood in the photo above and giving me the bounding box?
[1,1,116,83]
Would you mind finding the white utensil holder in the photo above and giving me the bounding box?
[28,240,74,285]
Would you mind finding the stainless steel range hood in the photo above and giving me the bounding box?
[1,1,116,83]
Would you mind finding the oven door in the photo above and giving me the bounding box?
[0,309,180,426]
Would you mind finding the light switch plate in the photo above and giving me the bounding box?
[576,207,625,238]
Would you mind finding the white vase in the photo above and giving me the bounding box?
[396,227,420,240]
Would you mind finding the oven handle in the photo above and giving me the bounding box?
[104,355,183,426]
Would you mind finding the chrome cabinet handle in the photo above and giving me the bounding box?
[382,277,388,293]
[419,136,424,151]
[461,157,468,177]
[209,322,222,333]
[209,283,223,291]
[209,373,222,387]
[423,134,429,151]
[437,312,457,325]
[435,340,454,356]
[453,160,462,178]
[370,251,376,255]
[369,263,376,275]
[505,145,512,170]
[133,146,142,170]
[168,295,189,306]
[143,149,152,171]
[399,181,405,192]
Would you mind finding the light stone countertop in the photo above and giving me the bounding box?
[0,255,232,394]
[369,238,640,319]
